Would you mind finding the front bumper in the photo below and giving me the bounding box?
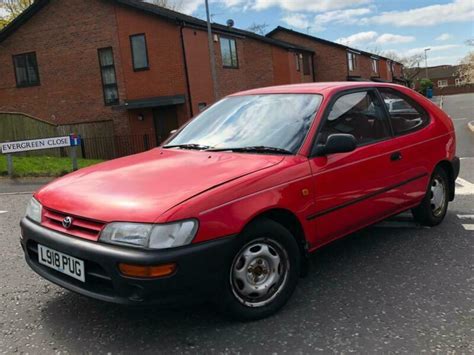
[20,217,239,305]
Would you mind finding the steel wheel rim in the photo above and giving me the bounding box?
[430,177,446,217]
[230,238,290,308]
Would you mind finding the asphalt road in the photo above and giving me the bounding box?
[0,93,473,354]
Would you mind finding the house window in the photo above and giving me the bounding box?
[347,51,357,71]
[98,47,119,105]
[371,58,378,74]
[130,34,149,71]
[455,78,463,86]
[387,61,392,74]
[438,80,448,88]
[12,52,40,87]
[302,54,311,75]
[220,37,238,68]
[295,53,301,71]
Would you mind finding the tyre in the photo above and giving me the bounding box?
[412,167,449,226]
[219,218,301,321]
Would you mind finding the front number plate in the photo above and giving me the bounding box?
[37,244,85,282]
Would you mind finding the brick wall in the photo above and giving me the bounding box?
[0,0,130,135]
[269,31,348,81]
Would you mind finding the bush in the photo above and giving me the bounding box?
[418,79,434,96]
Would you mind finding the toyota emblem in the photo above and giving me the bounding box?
[62,216,73,229]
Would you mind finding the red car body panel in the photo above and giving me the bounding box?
[34,82,456,252]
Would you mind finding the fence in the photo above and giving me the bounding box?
[79,133,158,160]
[0,113,162,160]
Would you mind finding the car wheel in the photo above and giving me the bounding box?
[412,167,449,226]
[218,218,301,321]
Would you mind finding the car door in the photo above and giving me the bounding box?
[306,88,419,248]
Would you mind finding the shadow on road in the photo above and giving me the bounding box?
[37,211,472,352]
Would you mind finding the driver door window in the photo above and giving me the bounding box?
[319,90,390,145]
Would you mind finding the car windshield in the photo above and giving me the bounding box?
[165,94,322,154]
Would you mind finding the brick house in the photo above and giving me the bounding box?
[266,27,405,84]
[407,65,474,96]
[0,0,313,145]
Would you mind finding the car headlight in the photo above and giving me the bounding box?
[99,220,198,250]
[26,197,42,223]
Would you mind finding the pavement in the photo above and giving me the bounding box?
[0,93,473,354]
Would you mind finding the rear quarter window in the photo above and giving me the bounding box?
[379,88,430,136]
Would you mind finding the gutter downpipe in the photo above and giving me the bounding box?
[179,23,194,117]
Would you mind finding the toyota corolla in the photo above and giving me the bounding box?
[20,82,459,320]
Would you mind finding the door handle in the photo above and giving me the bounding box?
[390,151,402,161]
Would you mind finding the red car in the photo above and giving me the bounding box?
[21,82,459,320]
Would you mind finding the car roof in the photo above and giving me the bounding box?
[231,82,408,97]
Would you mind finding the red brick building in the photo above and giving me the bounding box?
[267,27,405,84]
[0,0,313,144]
[408,65,474,96]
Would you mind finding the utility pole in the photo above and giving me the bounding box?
[424,48,431,79]
[205,0,219,101]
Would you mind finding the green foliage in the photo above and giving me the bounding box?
[0,0,34,29]
[418,79,434,96]
[0,156,103,177]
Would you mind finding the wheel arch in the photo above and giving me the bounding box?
[435,160,455,201]
[245,208,309,275]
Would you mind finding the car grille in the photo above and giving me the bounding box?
[26,240,114,297]
[42,207,104,241]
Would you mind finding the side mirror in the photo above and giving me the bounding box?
[313,133,357,156]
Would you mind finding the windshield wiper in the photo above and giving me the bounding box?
[163,143,212,150]
[207,146,293,155]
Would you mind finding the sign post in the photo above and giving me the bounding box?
[6,154,13,177]
[1,134,82,177]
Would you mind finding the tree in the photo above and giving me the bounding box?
[0,0,34,29]
[457,52,474,84]
[144,0,184,11]
[247,22,269,35]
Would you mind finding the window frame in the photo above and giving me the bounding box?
[302,53,311,75]
[220,36,239,69]
[437,79,448,88]
[347,51,357,72]
[130,33,150,71]
[371,58,379,74]
[377,87,431,137]
[295,53,301,72]
[310,87,392,157]
[12,52,40,88]
[97,47,119,106]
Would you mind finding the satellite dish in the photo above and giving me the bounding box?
[226,19,235,27]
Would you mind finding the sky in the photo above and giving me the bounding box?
[172,0,474,66]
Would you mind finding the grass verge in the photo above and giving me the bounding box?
[0,155,103,178]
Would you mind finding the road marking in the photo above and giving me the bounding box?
[452,117,467,121]
[458,214,474,219]
[457,214,474,231]
[456,178,474,195]
[0,211,7,215]
[468,121,474,133]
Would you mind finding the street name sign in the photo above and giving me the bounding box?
[0,135,80,154]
